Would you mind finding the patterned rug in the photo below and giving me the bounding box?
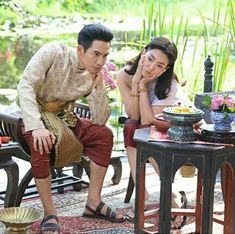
[30,203,199,234]
[26,188,223,234]
[0,161,225,233]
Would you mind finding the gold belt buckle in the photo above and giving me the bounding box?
[44,102,62,113]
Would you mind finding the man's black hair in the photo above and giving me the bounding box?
[78,23,113,52]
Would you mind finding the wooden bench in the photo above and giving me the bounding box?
[0,102,123,206]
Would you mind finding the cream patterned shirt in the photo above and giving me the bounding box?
[6,41,111,131]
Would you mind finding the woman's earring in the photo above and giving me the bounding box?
[163,67,169,72]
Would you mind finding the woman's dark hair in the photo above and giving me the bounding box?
[125,37,178,100]
[78,23,113,52]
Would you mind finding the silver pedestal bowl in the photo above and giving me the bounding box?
[0,207,42,234]
[163,107,204,142]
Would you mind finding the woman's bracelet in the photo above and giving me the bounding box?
[129,87,148,97]
[130,92,139,97]
[138,87,148,92]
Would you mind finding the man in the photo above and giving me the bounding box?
[6,23,125,233]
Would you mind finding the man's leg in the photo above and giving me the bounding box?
[84,161,122,219]
[34,177,59,234]
[35,176,57,216]
[22,129,59,233]
[74,119,124,221]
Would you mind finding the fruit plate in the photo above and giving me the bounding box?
[163,106,203,116]
[163,106,204,141]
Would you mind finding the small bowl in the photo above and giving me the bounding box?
[0,207,42,232]
[180,164,196,178]
[1,136,11,143]
[153,114,171,132]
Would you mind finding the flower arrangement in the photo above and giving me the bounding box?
[103,62,117,91]
[203,94,235,114]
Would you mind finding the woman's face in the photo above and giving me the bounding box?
[142,49,169,78]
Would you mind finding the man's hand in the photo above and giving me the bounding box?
[94,71,104,88]
[32,129,56,155]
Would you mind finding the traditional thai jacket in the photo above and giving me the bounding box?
[6,41,111,132]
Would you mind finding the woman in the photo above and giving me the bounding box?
[117,36,191,229]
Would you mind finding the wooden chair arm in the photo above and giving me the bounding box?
[0,112,30,161]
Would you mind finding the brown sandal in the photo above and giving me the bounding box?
[40,214,60,233]
[83,201,125,223]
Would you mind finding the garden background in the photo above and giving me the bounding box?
[0,0,234,148]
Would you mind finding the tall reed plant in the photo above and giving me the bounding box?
[138,0,235,95]
[208,0,234,91]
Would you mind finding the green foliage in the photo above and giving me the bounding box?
[0,0,234,147]
[136,0,235,98]
[202,94,212,108]
[0,0,234,96]
[0,7,19,25]
[36,0,95,14]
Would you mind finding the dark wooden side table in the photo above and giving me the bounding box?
[133,127,235,234]
[200,125,235,144]
[200,124,235,231]
[0,144,19,207]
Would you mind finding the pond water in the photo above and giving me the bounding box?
[1,31,234,99]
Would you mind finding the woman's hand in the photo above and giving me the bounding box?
[139,67,164,87]
[138,74,156,89]
[132,50,146,85]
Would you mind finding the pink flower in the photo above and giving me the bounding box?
[225,97,235,108]
[103,62,117,91]
[204,94,235,113]
[105,62,116,71]
[210,95,225,111]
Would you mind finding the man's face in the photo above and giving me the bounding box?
[77,40,111,75]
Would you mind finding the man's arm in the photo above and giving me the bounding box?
[17,42,59,153]
[85,71,111,125]
[17,41,59,131]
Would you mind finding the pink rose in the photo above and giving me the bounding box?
[105,62,116,71]
[103,62,117,91]
[210,95,225,110]
[225,97,235,108]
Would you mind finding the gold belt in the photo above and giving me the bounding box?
[41,100,77,128]
[43,102,65,113]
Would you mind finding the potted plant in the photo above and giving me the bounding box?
[203,94,235,131]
